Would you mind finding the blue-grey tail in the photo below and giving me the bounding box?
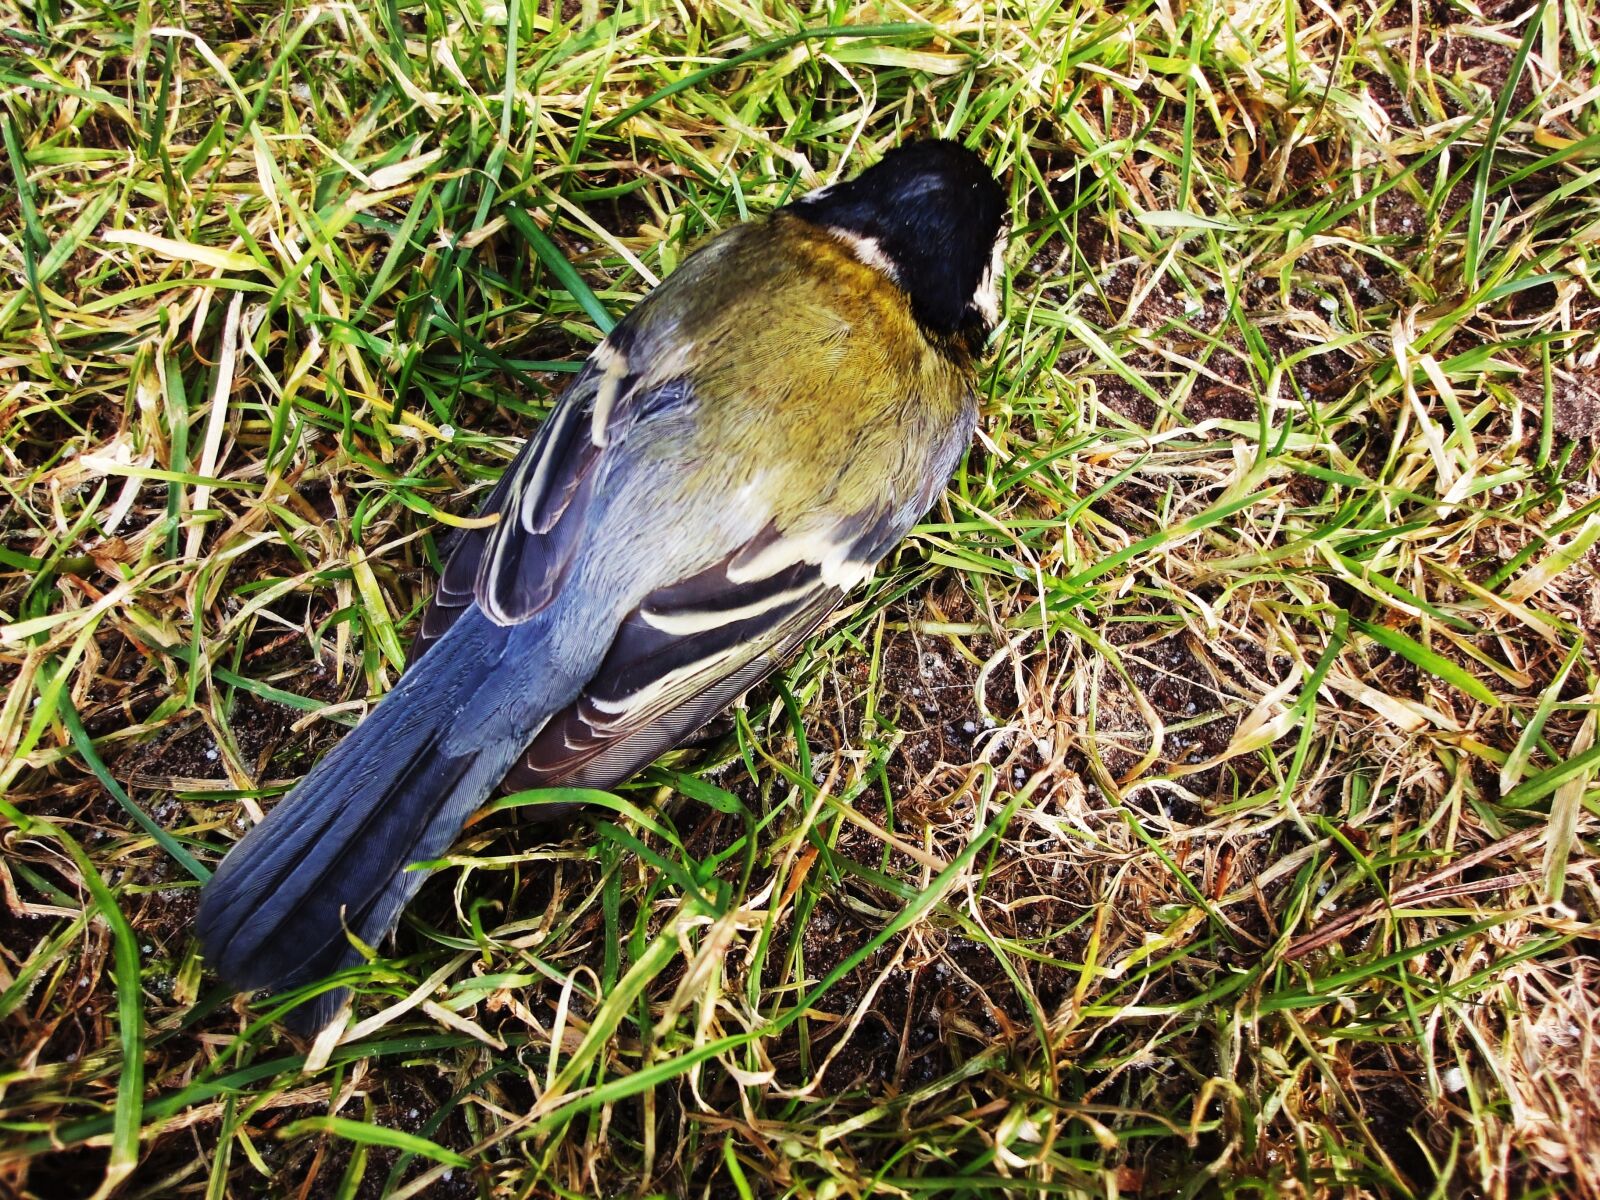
[196,660,508,1033]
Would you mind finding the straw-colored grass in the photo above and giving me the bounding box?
[4,0,1600,1196]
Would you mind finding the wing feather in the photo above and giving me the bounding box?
[477,377,605,625]
[502,511,903,791]
[409,350,697,664]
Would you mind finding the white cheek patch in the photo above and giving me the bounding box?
[826,226,899,281]
[971,233,1005,328]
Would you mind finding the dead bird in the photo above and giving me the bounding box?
[197,139,1008,1033]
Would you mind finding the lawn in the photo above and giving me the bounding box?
[3,0,1599,1196]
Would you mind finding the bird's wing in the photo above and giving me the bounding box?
[501,510,905,790]
[408,352,692,665]
[410,353,929,787]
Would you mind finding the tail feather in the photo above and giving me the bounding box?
[197,665,511,1032]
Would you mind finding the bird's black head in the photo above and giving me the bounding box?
[789,139,1007,342]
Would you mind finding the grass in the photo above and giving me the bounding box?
[2,0,1600,1195]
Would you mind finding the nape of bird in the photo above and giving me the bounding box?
[197,139,1008,1033]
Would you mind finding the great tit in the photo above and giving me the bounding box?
[197,139,1008,1031]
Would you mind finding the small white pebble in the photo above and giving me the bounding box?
[204,747,218,761]
[962,721,976,734]
[438,424,455,441]
[1444,1067,1467,1092]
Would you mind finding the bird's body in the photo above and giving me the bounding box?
[198,141,1006,1031]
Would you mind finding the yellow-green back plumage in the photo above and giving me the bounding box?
[616,213,977,531]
